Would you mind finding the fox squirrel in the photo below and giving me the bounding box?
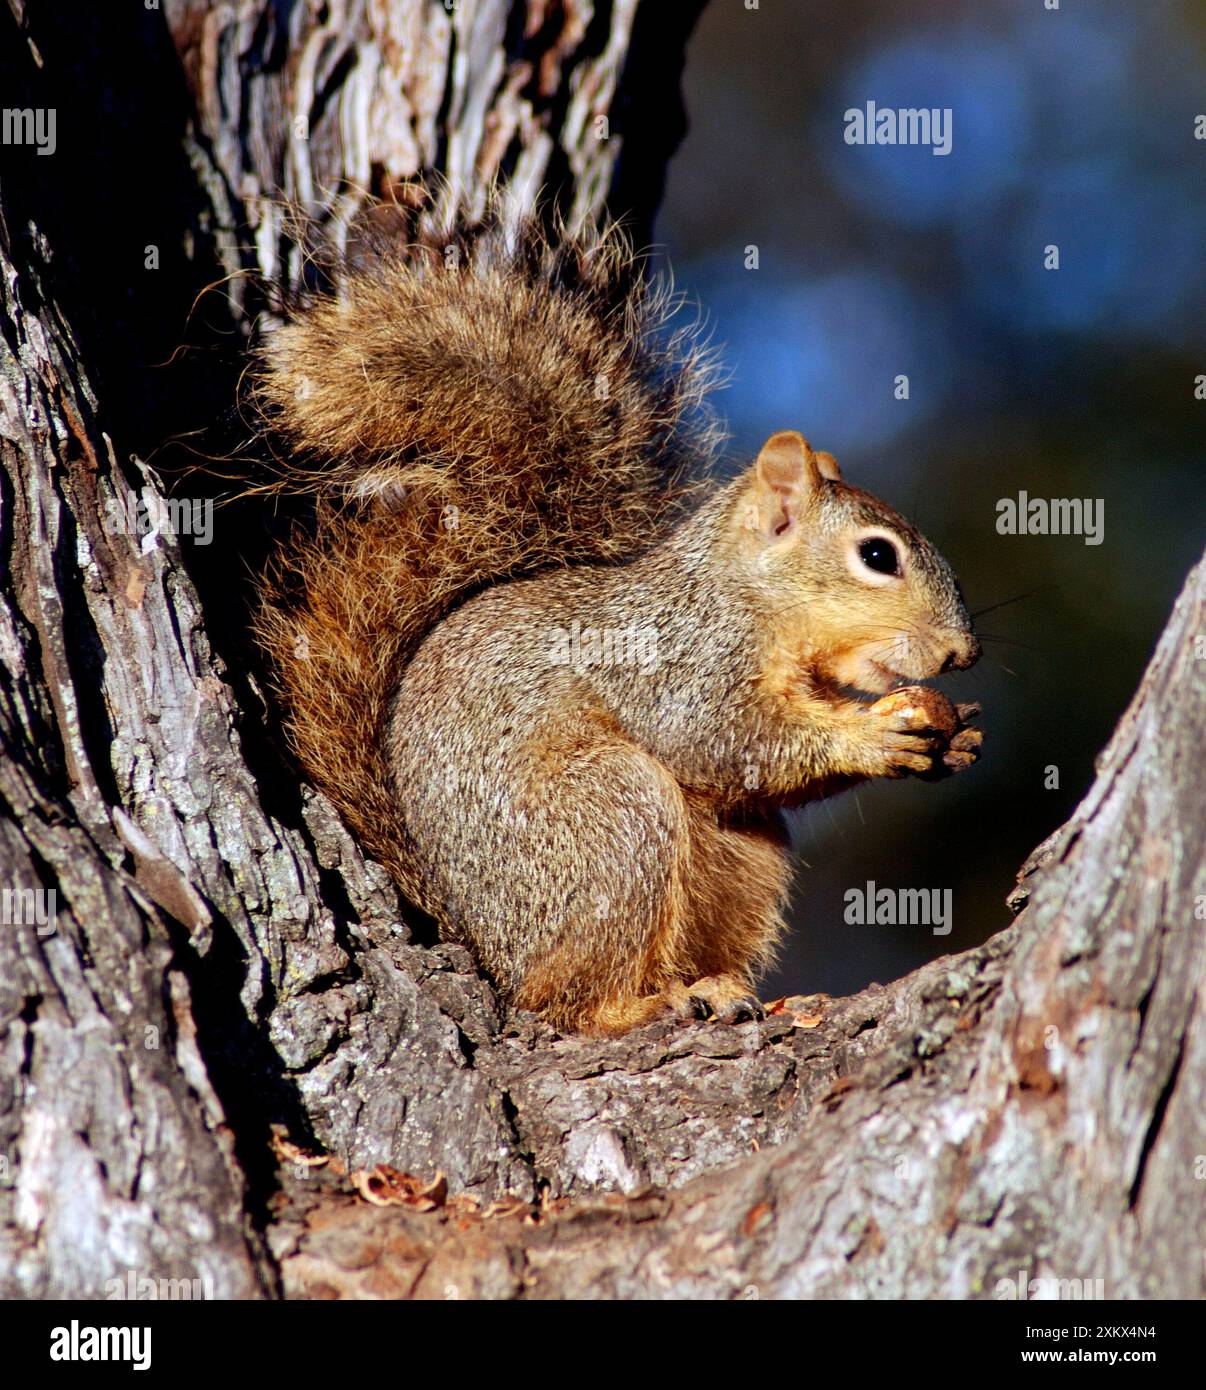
[252,207,982,1036]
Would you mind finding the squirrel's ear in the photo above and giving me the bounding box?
[746,431,840,540]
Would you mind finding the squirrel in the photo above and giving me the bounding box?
[250,205,983,1037]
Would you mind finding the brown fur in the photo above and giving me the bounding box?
[252,209,718,907]
[252,208,981,1036]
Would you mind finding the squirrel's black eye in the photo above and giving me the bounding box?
[858,537,900,576]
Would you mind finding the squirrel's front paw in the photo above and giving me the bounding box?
[865,688,982,779]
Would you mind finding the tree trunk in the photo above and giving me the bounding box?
[0,0,1201,1301]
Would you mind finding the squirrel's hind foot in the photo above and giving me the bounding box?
[681,975,766,1025]
[571,975,765,1036]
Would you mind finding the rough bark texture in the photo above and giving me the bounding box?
[0,0,1201,1301]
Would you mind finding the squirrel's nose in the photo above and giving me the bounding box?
[940,634,980,673]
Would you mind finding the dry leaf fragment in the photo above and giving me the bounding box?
[481,1197,530,1220]
[743,1202,773,1237]
[766,995,823,1028]
[350,1165,448,1210]
[269,1124,329,1168]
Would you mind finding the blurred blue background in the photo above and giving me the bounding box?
[653,0,1205,996]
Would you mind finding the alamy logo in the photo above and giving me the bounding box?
[995,492,1104,546]
[1,886,56,937]
[49,1321,151,1370]
[996,1268,1106,1300]
[1,107,56,155]
[547,620,659,674]
[844,101,952,157]
[105,1269,214,1300]
[104,488,214,548]
[844,880,952,935]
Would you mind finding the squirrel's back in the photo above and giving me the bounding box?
[251,208,720,899]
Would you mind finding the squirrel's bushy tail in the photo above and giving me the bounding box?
[251,208,721,895]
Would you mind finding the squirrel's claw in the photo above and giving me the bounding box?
[925,714,984,780]
[707,994,766,1025]
[949,726,983,753]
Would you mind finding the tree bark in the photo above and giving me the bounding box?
[0,0,1201,1301]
